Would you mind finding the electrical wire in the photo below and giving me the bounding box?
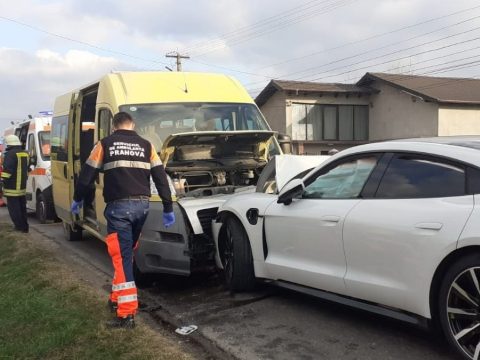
[0,15,171,67]
[245,17,480,88]
[253,4,480,71]
[188,0,358,56]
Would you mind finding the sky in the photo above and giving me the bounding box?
[1,0,480,129]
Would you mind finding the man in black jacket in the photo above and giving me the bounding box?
[1,135,29,233]
[71,112,175,329]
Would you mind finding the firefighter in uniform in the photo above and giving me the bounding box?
[71,112,175,329]
[1,135,29,233]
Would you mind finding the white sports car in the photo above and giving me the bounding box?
[213,137,480,360]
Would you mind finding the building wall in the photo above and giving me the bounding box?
[438,105,480,136]
[259,91,287,134]
[368,82,439,141]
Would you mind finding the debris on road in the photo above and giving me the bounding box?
[176,325,199,336]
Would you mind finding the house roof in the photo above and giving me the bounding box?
[255,79,372,107]
[357,72,480,105]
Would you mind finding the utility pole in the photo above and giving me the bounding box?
[165,51,190,72]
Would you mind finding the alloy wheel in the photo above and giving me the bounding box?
[447,267,480,359]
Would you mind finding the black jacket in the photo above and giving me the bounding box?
[1,146,29,197]
[74,130,173,212]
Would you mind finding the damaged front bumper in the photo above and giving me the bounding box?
[134,194,243,276]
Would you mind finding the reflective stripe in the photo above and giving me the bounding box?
[150,159,163,168]
[117,294,138,304]
[112,281,136,292]
[104,160,151,171]
[16,153,28,191]
[86,158,103,169]
[1,172,11,179]
[4,189,27,196]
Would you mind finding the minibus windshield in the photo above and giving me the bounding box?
[119,103,271,150]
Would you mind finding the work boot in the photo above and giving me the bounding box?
[106,315,135,329]
[107,299,118,313]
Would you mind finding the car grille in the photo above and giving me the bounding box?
[197,207,219,236]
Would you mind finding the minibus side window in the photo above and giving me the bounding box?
[98,109,113,140]
[51,115,68,162]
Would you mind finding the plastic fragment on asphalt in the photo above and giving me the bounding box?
[175,325,198,335]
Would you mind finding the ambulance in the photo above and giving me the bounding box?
[51,71,290,279]
[3,112,55,223]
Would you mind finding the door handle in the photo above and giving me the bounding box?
[415,222,443,231]
[63,163,68,179]
[321,215,341,225]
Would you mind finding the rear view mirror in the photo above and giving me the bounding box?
[277,178,304,205]
[277,133,292,154]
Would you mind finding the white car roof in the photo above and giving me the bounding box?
[328,136,480,168]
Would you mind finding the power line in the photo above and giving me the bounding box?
[307,34,480,82]
[183,0,348,54]
[189,58,272,78]
[189,0,359,57]
[253,4,480,71]
[0,15,171,67]
[246,25,480,92]
[245,16,480,88]
[245,42,480,95]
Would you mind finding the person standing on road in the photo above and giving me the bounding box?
[1,135,29,233]
[70,112,175,329]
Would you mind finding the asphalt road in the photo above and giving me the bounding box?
[9,209,459,360]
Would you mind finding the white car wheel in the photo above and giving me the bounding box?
[220,216,256,292]
[440,255,480,360]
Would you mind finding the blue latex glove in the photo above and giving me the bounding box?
[163,211,175,228]
[71,200,83,215]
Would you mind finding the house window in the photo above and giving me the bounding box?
[290,103,368,141]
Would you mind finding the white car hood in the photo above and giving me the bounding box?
[274,154,330,191]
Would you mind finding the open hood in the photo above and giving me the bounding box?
[160,130,276,165]
[274,154,330,191]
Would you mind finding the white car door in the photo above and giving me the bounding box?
[343,153,474,316]
[264,154,380,295]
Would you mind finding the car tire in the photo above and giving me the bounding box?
[36,192,56,223]
[221,216,256,292]
[36,193,48,224]
[438,254,480,360]
[63,221,83,241]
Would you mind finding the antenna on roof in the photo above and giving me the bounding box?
[183,72,189,94]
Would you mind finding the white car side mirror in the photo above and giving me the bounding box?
[277,178,304,205]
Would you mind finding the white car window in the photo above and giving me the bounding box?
[303,156,378,199]
[376,155,466,198]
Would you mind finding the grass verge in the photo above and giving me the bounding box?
[0,224,192,360]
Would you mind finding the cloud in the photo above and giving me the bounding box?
[1,0,480,124]
[0,48,131,128]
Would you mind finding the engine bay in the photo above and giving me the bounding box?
[166,161,266,198]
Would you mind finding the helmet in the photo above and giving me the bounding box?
[4,135,21,146]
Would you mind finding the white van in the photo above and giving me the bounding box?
[3,112,54,222]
